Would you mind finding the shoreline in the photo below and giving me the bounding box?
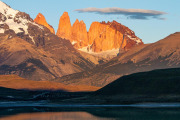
[1,101,180,108]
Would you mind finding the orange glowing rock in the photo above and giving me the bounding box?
[56,12,72,40]
[56,12,143,53]
[34,13,55,34]
[71,19,88,47]
[88,21,129,52]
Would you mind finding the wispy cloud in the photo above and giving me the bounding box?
[74,7,167,20]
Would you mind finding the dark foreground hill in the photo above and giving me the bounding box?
[96,68,180,95]
[61,68,180,104]
[93,67,180,104]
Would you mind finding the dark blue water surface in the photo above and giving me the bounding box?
[1,103,180,120]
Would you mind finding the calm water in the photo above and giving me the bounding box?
[1,106,180,120]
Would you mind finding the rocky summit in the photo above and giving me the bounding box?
[56,12,143,54]
[34,13,55,34]
[56,12,72,40]
[71,19,88,48]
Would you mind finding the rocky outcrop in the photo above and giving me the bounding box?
[56,12,72,40]
[34,13,55,34]
[87,21,143,52]
[56,12,89,49]
[88,21,125,52]
[56,12,143,53]
[101,21,143,50]
[71,19,88,48]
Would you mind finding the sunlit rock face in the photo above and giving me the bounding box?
[71,19,88,48]
[88,21,143,52]
[56,12,72,40]
[34,13,55,34]
[56,12,143,54]
[88,21,123,52]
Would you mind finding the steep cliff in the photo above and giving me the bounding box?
[71,19,88,48]
[56,12,72,40]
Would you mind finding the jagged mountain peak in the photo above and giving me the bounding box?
[62,11,69,16]
[74,19,79,23]
[56,11,72,40]
[34,13,55,34]
[80,20,85,23]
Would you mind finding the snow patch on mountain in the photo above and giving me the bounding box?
[92,48,120,56]
[0,28,4,33]
[0,1,28,33]
[79,44,119,57]
[78,44,93,53]
[4,19,28,34]
[0,1,18,18]
[71,41,77,45]
[31,22,44,30]
[127,35,142,44]
[29,35,35,44]
[0,1,44,44]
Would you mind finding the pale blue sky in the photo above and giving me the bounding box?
[1,0,180,43]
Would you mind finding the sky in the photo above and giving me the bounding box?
[1,0,180,43]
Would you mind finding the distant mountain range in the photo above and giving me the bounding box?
[56,32,180,87]
[35,11,143,60]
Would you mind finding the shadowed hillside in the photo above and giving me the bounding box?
[91,68,180,104]
[61,68,180,104]
[96,68,180,95]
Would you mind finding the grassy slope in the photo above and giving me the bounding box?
[0,75,100,92]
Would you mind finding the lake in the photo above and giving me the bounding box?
[1,105,180,120]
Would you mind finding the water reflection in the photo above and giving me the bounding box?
[0,112,109,120]
[0,107,180,120]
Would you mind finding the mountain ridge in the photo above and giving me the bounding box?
[55,32,180,87]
